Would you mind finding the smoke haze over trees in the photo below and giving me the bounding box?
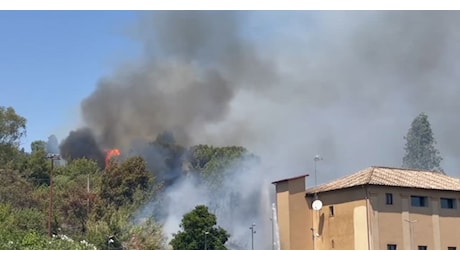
[60,11,460,178]
[52,11,460,249]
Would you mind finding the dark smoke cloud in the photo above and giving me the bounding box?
[81,65,233,149]
[127,132,186,186]
[59,128,105,168]
[79,11,278,151]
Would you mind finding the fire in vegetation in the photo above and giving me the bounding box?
[105,148,121,169]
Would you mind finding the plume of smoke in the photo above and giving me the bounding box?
[134,152,274,250]
[63,11,460,249]
[127,132,187,186]
[81,63,234,150]
[59,128,105,168]
[194,11,460,179]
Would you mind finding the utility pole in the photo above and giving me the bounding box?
[313,155,323,188]
[87,173,90,215]
[86,173,91,216]
[270,218,274,249]
[46,153,61,238]
[249,223,256,250]
[313,155,323,200]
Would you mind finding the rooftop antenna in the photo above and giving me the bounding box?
[249,223,256,250]
[311,155,323,249]
[313,155,323,187]
[311,152,323,205]
[313,155,323,199]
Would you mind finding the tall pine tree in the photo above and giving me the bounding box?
[402,113,443,173]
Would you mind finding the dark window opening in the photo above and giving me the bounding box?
[448,247,456,250]
[331,240,335,249]
[329,205,334,217]
[418,245,427,250]
[441,198,456,209]
[387,244,397,250]
[411,196,428,207]
[386,193,393,205]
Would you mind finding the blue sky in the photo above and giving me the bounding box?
[0,11,141,151]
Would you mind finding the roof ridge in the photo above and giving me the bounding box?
[305,166,373,192]
[366,166,376,184]
[305,166,460,194]
[371,165,442,174]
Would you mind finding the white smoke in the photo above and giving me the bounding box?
[272,202,281,250]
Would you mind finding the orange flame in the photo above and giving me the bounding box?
[105,149,121,169]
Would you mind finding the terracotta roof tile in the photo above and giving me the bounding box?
[305,166,460,194]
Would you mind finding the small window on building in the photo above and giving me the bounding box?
[386,193,393,205]
[387,244,397,250]
[418,245,427,250]
[448,246,456,250]
[331,240,335,249]
[441,198,456,209]
[411,196,428,207]
[329,205,335,217]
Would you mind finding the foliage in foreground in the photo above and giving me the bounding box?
[170,205,230,250]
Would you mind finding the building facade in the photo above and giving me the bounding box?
[272,166,460,250]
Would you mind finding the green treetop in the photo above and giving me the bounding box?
[402,113,443,172]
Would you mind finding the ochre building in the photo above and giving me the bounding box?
[272,166,460,250]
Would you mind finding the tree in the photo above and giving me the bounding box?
[186,145,259,190]
[0,106,26,147]
[0,106,27,167]
[53,159,101,235]
[402,113,443,172]
[53,159,101,236]
[169,205,230,250]
[122,217,166,249]
[0,169,41,208]
[26,140,51,186]
[99,156,155,209]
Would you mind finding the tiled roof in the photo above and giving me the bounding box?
[305,166,460,194]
